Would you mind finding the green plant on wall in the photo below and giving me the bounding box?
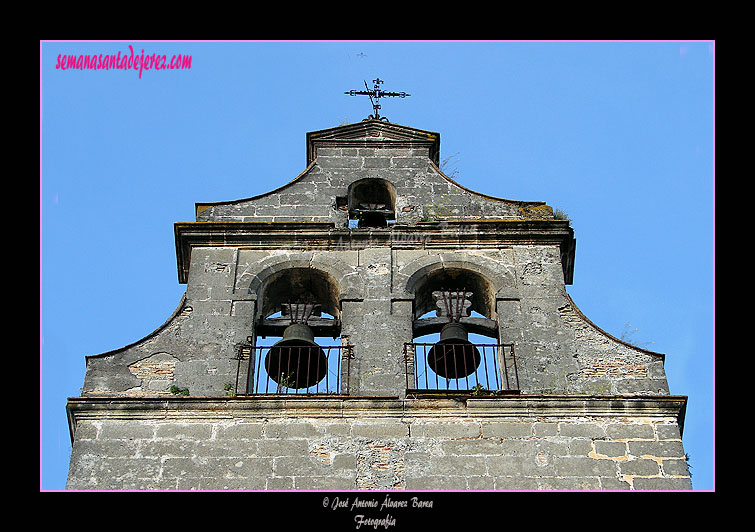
[619,322,655,349]
[471,384,505,397]
[439,151,461,180]
[471,384,488,396]
[170,385,189,396]
[420,194,456,222]
[276,374,296,393]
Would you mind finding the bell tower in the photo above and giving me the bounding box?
[66,106,691,490]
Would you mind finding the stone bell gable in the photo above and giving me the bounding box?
[67,118,690,491]
[194,121,554,226]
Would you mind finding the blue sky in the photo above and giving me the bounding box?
[40,40,714,491]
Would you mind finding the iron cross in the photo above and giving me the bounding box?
[345,78,410,122]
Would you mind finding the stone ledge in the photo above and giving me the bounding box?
[174,221,575,283]
[67,394,687,441]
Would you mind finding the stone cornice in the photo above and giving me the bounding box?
[306,121,441,165]
[66,394,687,441]
[174,220,576,284]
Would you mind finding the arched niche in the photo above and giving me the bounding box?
[409,267,498,339]
[248,267,347,395]
[255,267,341,338]
[347,178,396,228]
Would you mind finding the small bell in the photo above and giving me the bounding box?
[265,323,327,389]
[427,322,481,379]
[358,211,388,228]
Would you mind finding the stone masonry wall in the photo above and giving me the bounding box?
[66,398,691,491]
[196,143,552,225]
[82,243,668,399]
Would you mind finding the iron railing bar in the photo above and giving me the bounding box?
[346,346,352,395]
[489,345,495,389]
[481,345,489,389]
[492,345,500,390]
[511,345,520,390]
[322,347,327,395]
[432,345,438,390]
[461,345,471,390]
[500,344,509,390]
[281,346,288,393]
[296,348,301,393]
[249,345,351,395]
[314,346,319,394]
[408,342,516,393]
[337,347,342,393]
[268,346,275,394]
[234,355,242,396]
[255,346,262,394]
[295,346,302,395]
[404,344,410,390]
[467,345,472,389]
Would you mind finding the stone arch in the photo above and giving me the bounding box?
[403,257,508,386]
[348,178,396,227]
[253,266,339,322]
[402,255,508,321]
[248,256,361,323]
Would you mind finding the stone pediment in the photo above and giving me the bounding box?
[306,120,440,165]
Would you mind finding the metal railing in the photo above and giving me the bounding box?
[235,344,353,395]
[404,342,519,394]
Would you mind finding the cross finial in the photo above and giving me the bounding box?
[345,78,410,122]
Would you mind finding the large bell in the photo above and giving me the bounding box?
[265,323,327,389]
[427,322,482,379]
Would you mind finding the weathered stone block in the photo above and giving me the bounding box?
[216,422,265,440]
[619,458,660,477]
[141,439,197,458]
[440,439,504,456]
[661,458,690,477]
[593,440,627,458]
[264,421,321,439]
[405,475,468,490]
[600,477,632,490]
[258,440,310,457]
[632,477,693,490]
[274,456,334,477]
[553,456,617,477]
[99,422,154,440]
[467,476,495,490]
[294,476,356,490]
[567,438,594,456]
[486,455,555,477]
[558,422,606,439]
[493,476,540,490]
[420,455,487,476]
[481,421,533,438]
[352,422,409,438]
[533,422,558,437]
[628,440,685,459]
[266,476,294,490]
[156,423,213,441]
[161,457,205,479]
[655,424,682,441]
[538,477,602,490]
[605,423,656,440]
[410,421,481,439]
